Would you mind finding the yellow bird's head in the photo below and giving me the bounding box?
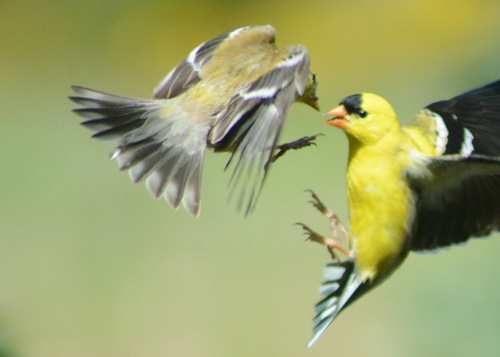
[324,93,400,145]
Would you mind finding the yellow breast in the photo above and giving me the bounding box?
[346,135,415,281]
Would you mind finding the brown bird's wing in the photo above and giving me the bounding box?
[152,27,254,99]
[209,44,313,214]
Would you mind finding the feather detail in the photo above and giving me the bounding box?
[308,261,363,347]
[209,44,311,145]
[409,155,500,251]
[70,86,208,217]
[406,80,500,250]
[408,79,500,157]
[208,45,313,213]
[152,27,253,99]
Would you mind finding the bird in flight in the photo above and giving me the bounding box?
[70,25,319,217]
[300,80,500,346]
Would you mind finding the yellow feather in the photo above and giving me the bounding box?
[347,136,415,280]
[342,94,421,281]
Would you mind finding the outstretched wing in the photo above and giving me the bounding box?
[410,156,500,251]
[210,44,313,214]
[406,79,500,157]
[153,26,254,99]
[406,79,500,251]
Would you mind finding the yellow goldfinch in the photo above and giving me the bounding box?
[302,80,500,346]
[70,25,319,217]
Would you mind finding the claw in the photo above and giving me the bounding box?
[296,222,350,260]
[268,134,324,167]
[306,190,349,241]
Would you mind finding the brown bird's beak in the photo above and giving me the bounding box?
[307,96,320,111]
[324,105,349,129]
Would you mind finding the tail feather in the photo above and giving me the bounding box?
[182,151,204,215]
[307,261,363,348]
[127,148,169,184]
[164,151,203,211]
[71,85,146,105]
[79,112,146,132]
[146,147,184,198]
[145,146,202,209]
[70,86,208,217]
[73,106,147,120]
[115,141,163,171]
[90,119,148,141]
[70,86,156,142]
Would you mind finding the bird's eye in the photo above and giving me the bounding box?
[359,110,368,118]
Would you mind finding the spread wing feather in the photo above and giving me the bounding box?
[210,45,312,213]
[410,156,500,251]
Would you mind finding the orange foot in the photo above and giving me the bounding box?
[306,190,349,242]
[296,223,351,261]
[297,190,351,260]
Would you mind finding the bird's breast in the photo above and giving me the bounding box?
[346,146,414,281]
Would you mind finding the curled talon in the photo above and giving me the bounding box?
[295,222,350,260]
[306,190,349,241]
[269,134,324,166]
[307,190,330,216]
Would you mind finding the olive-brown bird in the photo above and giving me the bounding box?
[301,80,500,346]
[70,25,319,217]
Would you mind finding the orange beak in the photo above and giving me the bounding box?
[324,105,349,129]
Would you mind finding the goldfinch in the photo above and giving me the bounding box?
[70,25,319,217]
[302,80,500,346]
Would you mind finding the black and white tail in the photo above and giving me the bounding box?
[308,260,364,347]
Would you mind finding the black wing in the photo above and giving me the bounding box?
[424,79,500,156]
[410,156,500,251]
[406,79,500,251]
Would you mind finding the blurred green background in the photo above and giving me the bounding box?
[2,0,500,355]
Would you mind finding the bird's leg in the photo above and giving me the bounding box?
[267,134,324,167]
[296,223,350,261]
[307,190,349,243]
[297,190,351,260]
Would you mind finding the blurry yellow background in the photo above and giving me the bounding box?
[2,0,500,356]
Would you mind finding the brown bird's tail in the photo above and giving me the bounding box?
[70,86,208,217]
